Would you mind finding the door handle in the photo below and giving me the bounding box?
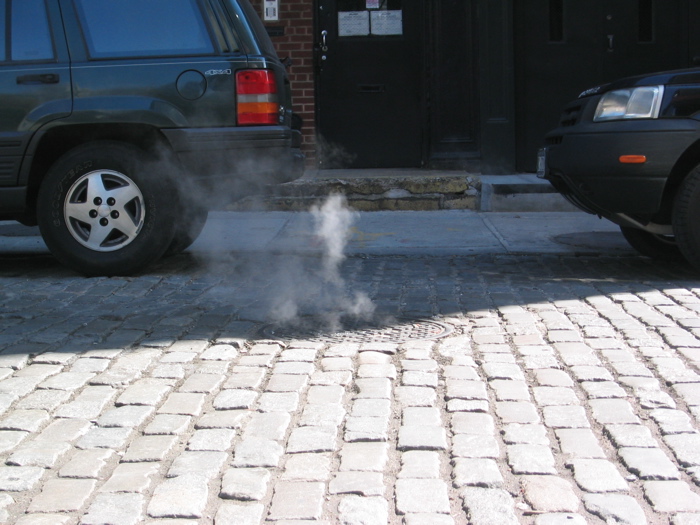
[17,73,59,85]
[607,34,614,51]
[321,30,328,52]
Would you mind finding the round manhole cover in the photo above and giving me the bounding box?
[261,317,453,344]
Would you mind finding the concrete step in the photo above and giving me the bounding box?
[478,174,578,212]
[230,170,577,212]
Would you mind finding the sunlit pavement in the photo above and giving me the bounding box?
[0,210,699,523]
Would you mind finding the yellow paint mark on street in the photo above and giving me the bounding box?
[350,227,394,247]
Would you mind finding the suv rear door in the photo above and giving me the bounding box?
[0,0,71,188]
[60,0,250,130]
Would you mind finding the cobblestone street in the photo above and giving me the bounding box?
[2,246,700,524]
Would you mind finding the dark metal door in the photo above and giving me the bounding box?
[516,0,689,171]
[427,0,479,165]
[315,0,423,168]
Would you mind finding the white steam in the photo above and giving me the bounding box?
[313,193,355,284]
[268,194,374,330]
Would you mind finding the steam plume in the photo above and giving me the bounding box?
[269,194,374,330]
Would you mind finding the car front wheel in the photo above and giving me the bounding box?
[37,141,176,276]
[619,226,683,261]
[673,166,700,271]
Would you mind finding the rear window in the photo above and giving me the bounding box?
[74,0,215,59]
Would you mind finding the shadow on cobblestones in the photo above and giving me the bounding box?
[1,250,697,342]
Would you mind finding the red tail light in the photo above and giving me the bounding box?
[236,69,279,125]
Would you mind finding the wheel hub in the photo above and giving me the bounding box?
[97,204,111,218]
[63,169,145,252]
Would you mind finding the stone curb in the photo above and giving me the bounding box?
[230,172,577,212]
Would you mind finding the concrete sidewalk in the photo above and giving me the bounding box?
[0,210,634,259]
[192,210,633,257]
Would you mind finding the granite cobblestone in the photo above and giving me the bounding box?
[1,254,700,522]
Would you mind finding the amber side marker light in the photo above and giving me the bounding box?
[619,155,647,164]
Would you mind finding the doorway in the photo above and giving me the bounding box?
[426,0,479,167]
[314,0,480,169]
[315,0,423,168]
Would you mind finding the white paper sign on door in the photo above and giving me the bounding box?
[371,10,403,35]
[338,11,370,37]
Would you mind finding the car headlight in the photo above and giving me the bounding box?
[593,86,664,121]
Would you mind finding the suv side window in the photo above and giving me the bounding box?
[8,0,54,62]
[0,2,5,60]
[74,0,215,59]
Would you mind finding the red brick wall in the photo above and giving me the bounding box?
[253,0,317,166]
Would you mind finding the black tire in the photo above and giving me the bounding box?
[37,141,176,276]
[620,226,683,261]
[165,204,208,256]
[673,167,700,271]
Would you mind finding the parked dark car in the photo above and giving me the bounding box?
[539,67,700,270]
[0,0,304,276]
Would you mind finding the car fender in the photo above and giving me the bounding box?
[68,96,189,128]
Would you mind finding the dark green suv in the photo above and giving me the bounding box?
[0,0,304,276]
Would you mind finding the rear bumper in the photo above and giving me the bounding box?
[163,125,305,187]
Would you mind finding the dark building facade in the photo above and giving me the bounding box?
[257,0,700,173]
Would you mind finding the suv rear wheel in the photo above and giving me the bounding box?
[673,165,700,271]
[165,202,208,256]
[37,141,176,276]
